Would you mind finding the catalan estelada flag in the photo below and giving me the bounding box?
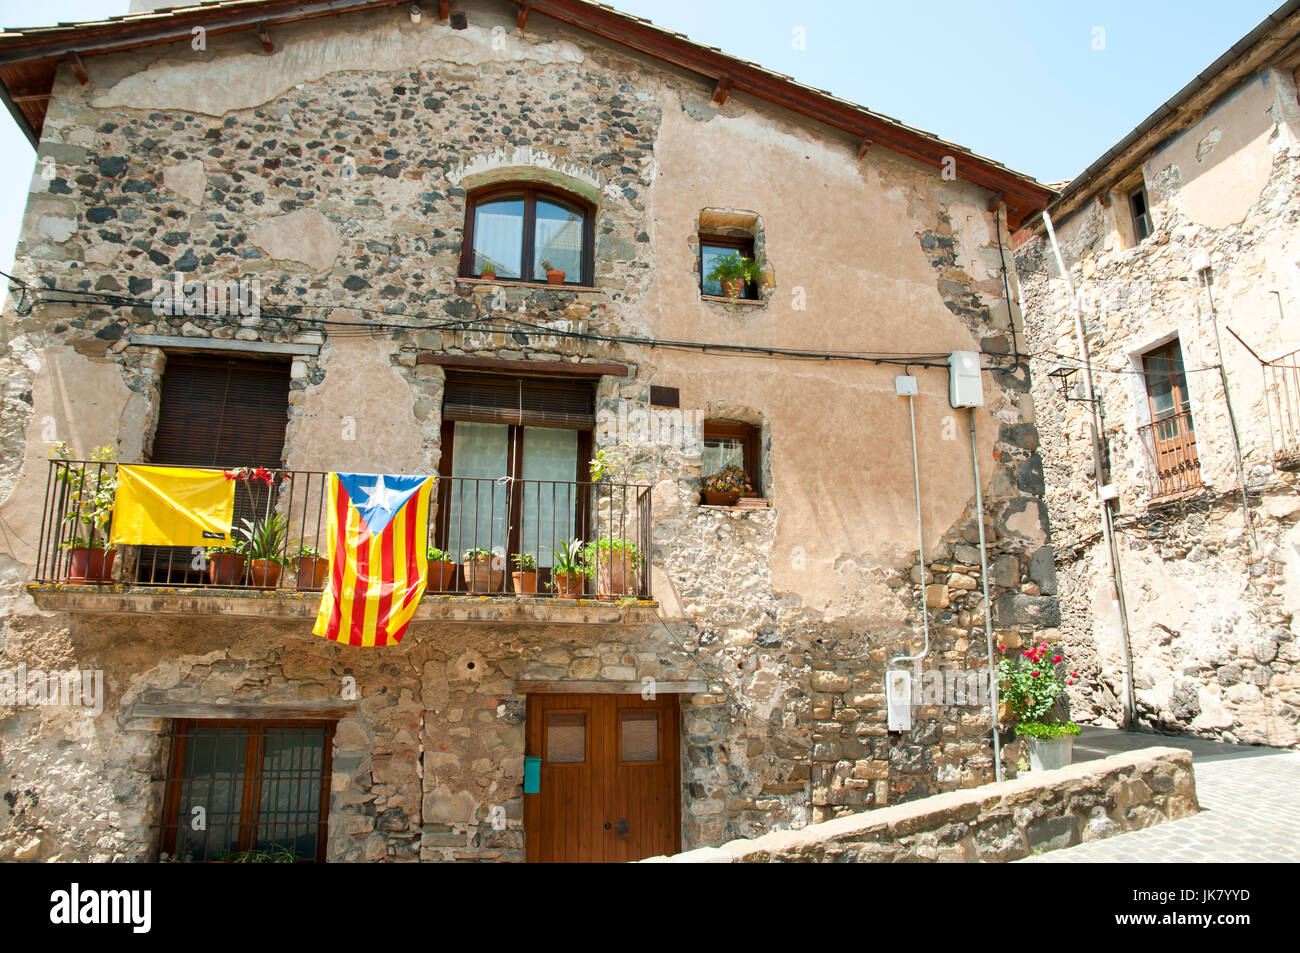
[312,473,434,647]
[110,465,235,548]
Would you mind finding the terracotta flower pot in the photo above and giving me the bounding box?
[462,556,504,593]
[296,556,329,590]
[511,571,538,595]
[702,490,742,506]
[481,270,496,281]
[428,560,457,592]
[208,553,246,586]
[248,559,282,589]
[552,571,585,600]
[545,269,566,285]
[66,547,116,583]
[593,551,638,598]
[720,278,745,300]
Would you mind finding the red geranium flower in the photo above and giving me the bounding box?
[1053,655,1062,663]
[1031,672,1040,678]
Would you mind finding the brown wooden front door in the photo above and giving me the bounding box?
[524,692,680,863]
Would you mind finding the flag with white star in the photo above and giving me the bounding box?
[313,472,435,647]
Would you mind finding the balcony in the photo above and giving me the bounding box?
[29,461,655,624]
[1263,348,1300,469]
[1138,410,1203,501]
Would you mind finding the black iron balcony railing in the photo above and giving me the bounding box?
[1138,410,1202,500]
[34,461,652,600]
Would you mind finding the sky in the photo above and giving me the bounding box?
[0,0,1287,275]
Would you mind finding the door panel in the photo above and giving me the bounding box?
[525,692,680,863]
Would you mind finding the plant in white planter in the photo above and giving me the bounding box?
[998,641,1081,771]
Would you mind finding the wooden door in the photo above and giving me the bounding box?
[1142,340,1200,493]
[524,692,680,863]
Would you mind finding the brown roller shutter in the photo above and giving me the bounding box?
[152,356,291,467]
[442,371,595,430]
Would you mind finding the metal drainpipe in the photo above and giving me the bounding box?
[892,388,931,668]
[969,410,1003,782]
[1042,211,1136,729]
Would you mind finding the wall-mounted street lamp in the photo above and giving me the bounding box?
[1047,360,1099,405]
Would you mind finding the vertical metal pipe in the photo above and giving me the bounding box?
[1202,273,1256,550]
[968,410,1003,783]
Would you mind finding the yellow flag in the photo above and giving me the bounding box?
[110,466,236,548]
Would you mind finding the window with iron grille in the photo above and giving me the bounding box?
[158,719,334,863]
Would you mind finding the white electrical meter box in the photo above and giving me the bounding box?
[948,350,984,408]
[886,669,912,731]
[895,375,917,396]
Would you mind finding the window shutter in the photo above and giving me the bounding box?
[442,371,595,430]
[152,356,291,467]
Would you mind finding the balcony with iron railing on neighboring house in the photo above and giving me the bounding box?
[29,460,655,624]
[1263,348,1300,470]
[1138,410,1203,501]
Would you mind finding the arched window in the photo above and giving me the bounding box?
[460,185,595,286]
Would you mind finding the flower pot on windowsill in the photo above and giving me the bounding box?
[552,571,585,600]
[65,546,116,583]
[462,555,504,593]
[719,278,745,300]
[511,571,538,595]
[207,553,246,586]
[429,560,457,592]
[702,490,742,506]
[545,269,566,285]
[295,556,329,590]
[480,269,496,282]
[248,559,282,590]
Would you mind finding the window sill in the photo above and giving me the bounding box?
[700,294,765,306]
[458,277,601,293]
[699,498,771,511]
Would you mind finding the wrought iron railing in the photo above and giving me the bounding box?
[1263,348,1300,465]
[34,461,652,600]
[1137,410,1202,499]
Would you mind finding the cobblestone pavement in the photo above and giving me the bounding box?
[1019,728,1300,863]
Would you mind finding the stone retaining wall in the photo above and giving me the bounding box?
[642,747,1197,862]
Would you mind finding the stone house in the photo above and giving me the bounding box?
[1013,3,1300,749]
[0,0,1054,862]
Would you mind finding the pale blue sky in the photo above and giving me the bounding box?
[0,0,1286,275]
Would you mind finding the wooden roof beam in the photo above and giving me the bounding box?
[438,0,450,20]
[856,138,872,159]
[711,75,732,105]
[258,22,274,53]
[517,3,531,29]
[66,51,89,85]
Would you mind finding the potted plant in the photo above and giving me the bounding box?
[997,641,1082,771]
[49,443,118,582]
[427,546,457,591]
[462,547,504,593]
[550,539,588,599]
[584,538,640,599]
[702,463,747,506]
[480,264,497,281]
[539,258,566,285]
[205,544,246,586]
[236,513,289,589]
[292,543,329,590]
[511,552,538,594]
[706,251,762,300]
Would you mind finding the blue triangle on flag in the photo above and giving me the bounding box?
[336,473,426,535]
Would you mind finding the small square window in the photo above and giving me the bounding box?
[700,236,759,299]
[546,712,586,763]
[702,420,761,498]
[620,710,659,762]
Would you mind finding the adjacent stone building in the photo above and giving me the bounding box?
[0,0,1054,861]
[1014,4,1300,748]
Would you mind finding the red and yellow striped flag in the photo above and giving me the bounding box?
[313,473,434,647]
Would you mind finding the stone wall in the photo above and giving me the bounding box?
[1014,61,1300,747]
[0,0,1057,860]
[642,746,1198,862]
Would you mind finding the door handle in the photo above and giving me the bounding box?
[615,818,629,839]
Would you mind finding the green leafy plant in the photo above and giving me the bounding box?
[427,546,452,562]
[583,537,641,565]
[539,258,553,271]
[205,544,242,556]
[551,539,589,577]
[237,512,290,564]
[216,844,299,863]
[705,252,762,285]
[462,547,493,562]
[293,542,323,561]
[703,463,748,495]
[49,443,117,549]
[997,640,1080,735]
[511,552,537,572]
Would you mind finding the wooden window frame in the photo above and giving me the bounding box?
[1142,339,1192,422]
[702,420,762,497]
[699,234,758,300]
[544,708,590,766]
[617,709,664,766]
[1129,184,1153,244]
[459,184,596,286]
[159,718,335,863]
